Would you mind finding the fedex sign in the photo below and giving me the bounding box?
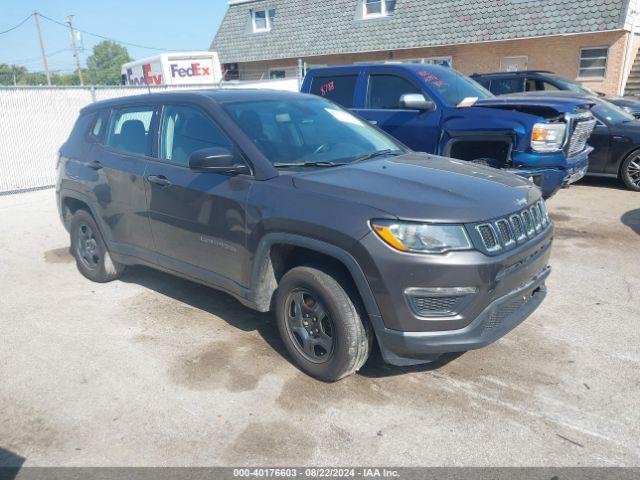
[170,62,212,78]
[126,63,163,86]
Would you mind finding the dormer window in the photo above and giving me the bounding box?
[363,0,396,18]
[252,8,275,33]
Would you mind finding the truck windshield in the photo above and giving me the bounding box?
[417,67,493,106]
[223,98,404,166]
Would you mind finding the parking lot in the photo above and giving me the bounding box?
[1,178,639,467]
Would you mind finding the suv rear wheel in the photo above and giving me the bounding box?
[275,266,371,382]
[69,209,124,283]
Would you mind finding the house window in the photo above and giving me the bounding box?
[252,9,275,33]
[363,0,396,18]
[269,69,286,79]
[579,47,608,79]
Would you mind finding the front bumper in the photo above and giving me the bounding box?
[508,148,591,198]
[369,266,550,366]
[356,223,553,366]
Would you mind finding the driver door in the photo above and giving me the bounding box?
[353,70,440,153]
[144,103,252,287]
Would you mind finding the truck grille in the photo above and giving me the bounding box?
[473,200,550,254]
[567,117,596,158]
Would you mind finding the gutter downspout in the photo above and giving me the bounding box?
[621,0,640,95]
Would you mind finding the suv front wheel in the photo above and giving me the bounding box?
[275,266,372,382]
[69,209,125,283]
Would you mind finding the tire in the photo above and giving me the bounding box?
[69,209,124,283]
[620,153,640,191]
[275,266,372,382]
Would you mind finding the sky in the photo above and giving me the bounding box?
[0,0,228,73]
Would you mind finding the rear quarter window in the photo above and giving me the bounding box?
[309,74,358,108]
[88,110,110,143]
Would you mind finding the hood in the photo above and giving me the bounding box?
[475,92,595,116]
[291,153,541,223]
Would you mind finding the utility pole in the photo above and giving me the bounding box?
[33,12,51,86]
[66,15,84,86]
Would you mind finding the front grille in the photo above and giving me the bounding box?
[484,297,529,331]
[473,200,550,254]
[411,296,459,316]
[567,117,596,157]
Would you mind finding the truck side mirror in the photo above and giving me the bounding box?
[188,147,250,175]
[399,94,436,112]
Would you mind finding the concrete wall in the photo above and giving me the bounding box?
[235,31,631,95]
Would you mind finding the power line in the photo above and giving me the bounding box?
[37,12,170,52]
[0,13,33,36]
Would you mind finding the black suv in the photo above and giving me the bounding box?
[471,70,640,118]
[57,90,553,381]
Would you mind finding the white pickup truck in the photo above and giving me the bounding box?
[121,52,223,86]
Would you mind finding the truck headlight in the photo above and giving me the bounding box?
[531,123,566,152]
[371,220,472,253]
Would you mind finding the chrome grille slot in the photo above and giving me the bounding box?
[521,210,535,236]
[567,117,597,157]
[530,206,542,232]
[476,224,500,252]
[510,214,526,241]
[495,219,515,247]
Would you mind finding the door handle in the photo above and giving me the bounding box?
[147,175,172,187]
[369,120,378,125]
[88,160,103,170]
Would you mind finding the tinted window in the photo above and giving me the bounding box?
[367,74,422,109]
[90,110,110,142]
[223,98,402,165]
[106,106,155,156]
[309,75,358,108]
[490,78,523,95]
[160,105,231,166]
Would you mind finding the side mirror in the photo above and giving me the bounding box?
[188,147,250,175]
[399,93,436,112]
[596,91,606,98]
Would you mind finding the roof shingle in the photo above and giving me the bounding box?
[211,0,631,64]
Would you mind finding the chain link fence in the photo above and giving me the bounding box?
[0,79,299,194]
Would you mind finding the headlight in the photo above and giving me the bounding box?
[371,220,472,253]
[531,123,566,152]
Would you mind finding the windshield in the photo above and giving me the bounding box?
[417,66,493,106]
[223,98,404,165]
[592,99,635,124]
[546,74,597,96]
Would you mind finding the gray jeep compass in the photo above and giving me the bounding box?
[56,90,553,381]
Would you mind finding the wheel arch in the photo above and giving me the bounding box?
[249,233,380,317]
[442,133,514,166]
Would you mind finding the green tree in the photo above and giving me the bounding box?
[0,64,28,85]
[86,41,131,85]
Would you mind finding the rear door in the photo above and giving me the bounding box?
[86,104,157,260]
[354,68,440,153]
[144,102,252,287]
[489,76,525,95]
[307,71,361,109]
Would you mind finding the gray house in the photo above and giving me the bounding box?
[211,0,640,96]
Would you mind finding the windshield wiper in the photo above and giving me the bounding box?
[351,149,402,164]
[273,161,348,168]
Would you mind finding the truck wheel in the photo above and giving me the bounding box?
[69,209,124,283]
[470,158,502,169]
[620,153,640,191]
[275,266,372,382]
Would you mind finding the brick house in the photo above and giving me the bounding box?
[210,0,640,96]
